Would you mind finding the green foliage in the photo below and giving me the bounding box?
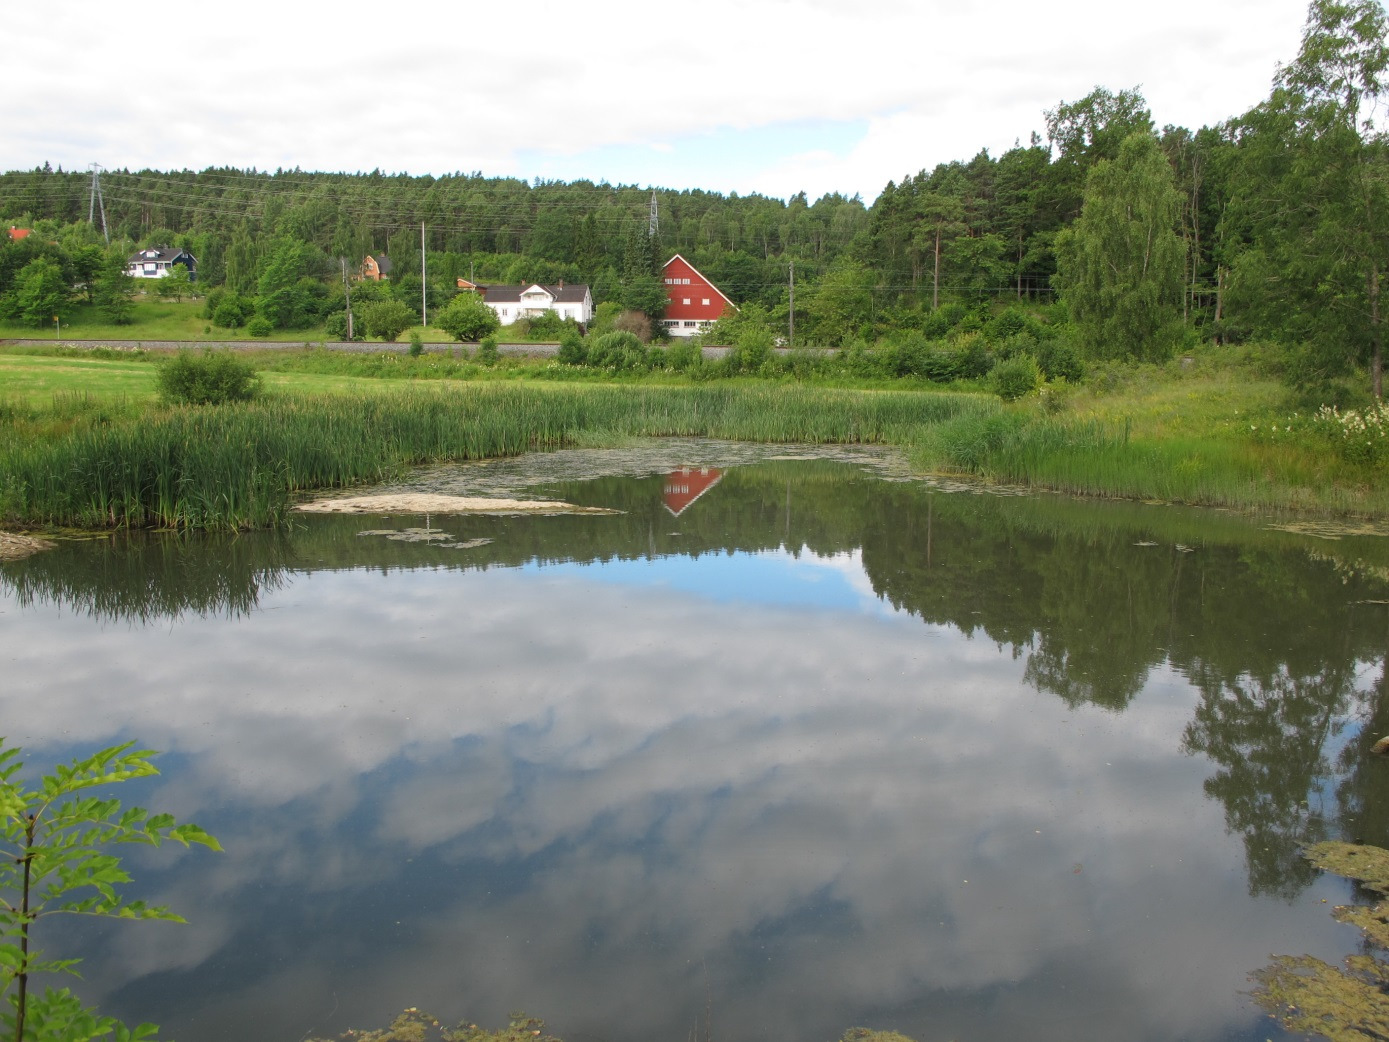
[152,266,192,303]
[1055,133,1184,361]
[0,740,220,1042]
[435,293,500,343]
[476,336,499,364]
[990,354,1042,400]
[0,384,991,529]
[245,316,273,339]
[1035,336,1084,382]
[664,338,701,372]
[556,328,585,365]
[156,350,262,406]
[360,300,417,342]
[585,330,648,371]
[92,258,135,326]
[1227,0,1389,399]
[8,259,68,329]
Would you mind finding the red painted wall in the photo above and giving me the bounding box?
[662,255,732,323]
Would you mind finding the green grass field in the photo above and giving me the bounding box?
[1,343,1385,527]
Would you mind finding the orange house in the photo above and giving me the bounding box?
[361,254,393,281]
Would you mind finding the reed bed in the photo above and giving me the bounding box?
[915,409,1389,515]
[0,385,993,530]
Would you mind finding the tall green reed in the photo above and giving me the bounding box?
[0,386,994,530]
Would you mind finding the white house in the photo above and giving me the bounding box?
[478,282,592,326]
[126,247,198,281]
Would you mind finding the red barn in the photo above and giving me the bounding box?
[662,467,723,516]
[660,254,735,338]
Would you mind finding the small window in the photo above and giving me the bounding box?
[682,298,691,305]
[683,320,696,327]
[702,298,710,306]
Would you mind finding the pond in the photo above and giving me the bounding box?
[3,439,1389,1042]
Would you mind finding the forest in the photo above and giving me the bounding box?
[0,0,1384,401]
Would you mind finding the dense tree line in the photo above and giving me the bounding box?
[0,0,1383,397]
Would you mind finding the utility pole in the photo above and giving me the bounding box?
[87,164,108,243]
[420,221,427,326]
[648,190,659,238]
[341,259,354,341]
[788,260,795,347]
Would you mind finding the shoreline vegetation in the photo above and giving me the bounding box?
[1,343,1387,534]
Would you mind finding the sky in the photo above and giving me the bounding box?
[7,0,1313,204]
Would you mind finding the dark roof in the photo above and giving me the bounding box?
[128,246,196,265]
[369,253,393,274]
[479,283,590,304]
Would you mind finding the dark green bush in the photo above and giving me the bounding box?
[245,316,273,339]
[556,329,586,365]
[990,354,1041,401]
[1036,338,1084,382]
[586,330,648,371]
[477,335,499,364]
[156,351,262,406]
[665,338,701,372]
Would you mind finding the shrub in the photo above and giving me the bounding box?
[408,330,424,357]
[612,309,653,343]
[557,328,586,365]
[436,292,500,343]
[212,293,255,329]
[477,335,499,364]
[1036,337,1085,382]
[990,354,1041,401]
[157,350,262,405]
[245,316,273,339]
[736,326,773,372]
[360,300,418,342]
[953,334,994,380]
[586,330,648,371]
[665,338,701,372]
[921,303,968,338]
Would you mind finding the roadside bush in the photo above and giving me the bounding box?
[157,350,262,405]
[586,330,648,371]
[360,300,417,342]
[736,326,773,372]
[665,338,701,372]
[408,330,424,357]
[557,328,586,365]
[436,292,500,343]
[990,354,1041,401]
[477,335,499,364]
[245,316,273,339]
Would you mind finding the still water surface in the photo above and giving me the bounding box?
[3,440,1389,1042]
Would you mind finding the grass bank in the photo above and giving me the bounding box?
[2,344,1386,528]
[0,384,988,529]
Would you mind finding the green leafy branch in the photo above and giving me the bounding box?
[0,739,220,1042]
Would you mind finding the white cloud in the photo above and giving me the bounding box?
[4,0,1311,199]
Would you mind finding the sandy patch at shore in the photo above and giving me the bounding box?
[0,532,54,561]
[295,494,620,515]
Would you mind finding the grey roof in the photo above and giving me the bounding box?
[369,253,393,274]
[128,246,196,265]
[480,283,590,304]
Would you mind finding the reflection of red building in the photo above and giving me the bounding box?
[663,467,723,516]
